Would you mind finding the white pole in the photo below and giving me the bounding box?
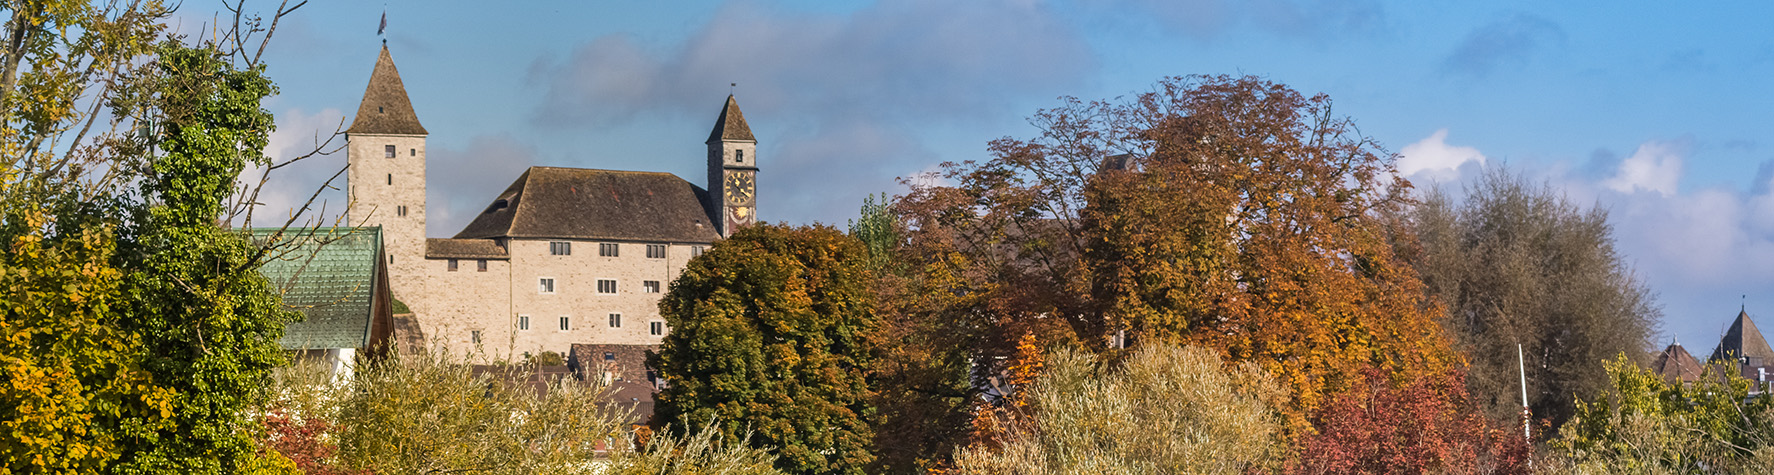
[1518,343,1531,441]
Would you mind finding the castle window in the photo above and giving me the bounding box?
[410,148,416,156]
[387,174,392,185]
[560,316,571,331]
[603,352,615,362]
[646,244,666,259]
[539,278,556,294]
[471,331,482,344]
[643,280,660,293]
[692,246,705,257]
[519,315,530,330]
[478,259,488,272]
[597,279,616,294]
[650,321,664,336]
[599,243,619,257]
[396,205,407,217]
[736,149,744,163]
[385,145,396,158]
[608,313,621,328]
[550,241,571,256]
[447,259,458,271]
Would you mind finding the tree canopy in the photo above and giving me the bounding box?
[653,223,880,475]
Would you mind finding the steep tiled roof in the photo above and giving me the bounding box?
[1652,342,1704,383]
[425,238,509,259]
[705,94,755,144]
[346,45,427,135]
[253,227,383,349]
[1710,310,1774,363]
[453,166,720,243]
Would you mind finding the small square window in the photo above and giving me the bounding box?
[410,148,417,156]
[559,316,570,331]
[603,352,616,362]
[692,246,706,257]
[471,330,482,344]
[646,244,666,259]
[539,278,556,294]
[643,280,661,293]
[736,149,744,163]
[609,313,622,328]
[597,279,616,294]
[447,259,458,271]
[550,241,571,255]
[599,243,619,257]
[477,259,488,272]
[650,321,664,336]
[384,144,396,158]
[519,315,530,330]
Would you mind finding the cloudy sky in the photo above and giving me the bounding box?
[249,0,1774,352]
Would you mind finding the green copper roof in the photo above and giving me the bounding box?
[253,227,383,349]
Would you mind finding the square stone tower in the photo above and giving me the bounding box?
[706,94,758,237]
[345,45,428,300]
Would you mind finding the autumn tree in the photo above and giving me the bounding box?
[1409,168,1658,427]
[0,1,318,472]
[1551,356,1774,473]
[896,75,1456,431]
[1295,367,1530,475]
[653,224,880,475]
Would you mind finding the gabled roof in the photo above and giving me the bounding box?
[453,166,721,243]
[1652,342,1704,383]
[253,227,383,349]
[346,45,427,135]
[705,94,755,144]
[1710,309,1774,363]
[425,238,509,260]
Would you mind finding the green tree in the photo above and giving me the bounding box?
[101,42,296,473]
[1409,168,1658,427]
[1551,356,1774,473]
[653,223,880,475]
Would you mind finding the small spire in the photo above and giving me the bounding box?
[347,45,427,135]
[705,94,755,144]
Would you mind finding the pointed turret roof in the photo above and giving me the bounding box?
[1652,342,1704,383]
[1710,309,1774,363]
[705,94,755,144]
[347,45,427,135]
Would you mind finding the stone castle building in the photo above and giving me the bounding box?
[344,46,759,360]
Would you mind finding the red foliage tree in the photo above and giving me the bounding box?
[260,409,367,475]
[1295,367,1530,475]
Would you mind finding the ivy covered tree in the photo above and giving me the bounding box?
[653,224,880,475]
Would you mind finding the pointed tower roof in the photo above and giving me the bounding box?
[1652,342,1704,383]
[1710,309,1774,363]
[705,94,755,144]
[347,45,427,135]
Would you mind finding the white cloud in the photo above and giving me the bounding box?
[1602,140,1684,196]
[1397,128,1485,183]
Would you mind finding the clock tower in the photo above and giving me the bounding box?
[707,94,757,237]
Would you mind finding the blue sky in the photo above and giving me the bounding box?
[245,0,1774,355]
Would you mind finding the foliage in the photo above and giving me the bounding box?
[605,422,786,475]
[1408,168,1658,427]
[849,192,900,274]
[1294,367,1530,475]
[330,350,627,474]
[895,75,1456,433]
[1548,356,1774,473]
[653,223,880,475]
[950,344,1287,474]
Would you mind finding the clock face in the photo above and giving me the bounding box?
[724,172,755,206]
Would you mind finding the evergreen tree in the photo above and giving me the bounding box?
[653,224,879,475]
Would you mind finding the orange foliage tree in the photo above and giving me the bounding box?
[895,75,1456,434]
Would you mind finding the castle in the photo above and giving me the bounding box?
[343,46,759,361]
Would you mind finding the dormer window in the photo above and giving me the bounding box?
[485,199,509,214]
[736,149,744,163]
